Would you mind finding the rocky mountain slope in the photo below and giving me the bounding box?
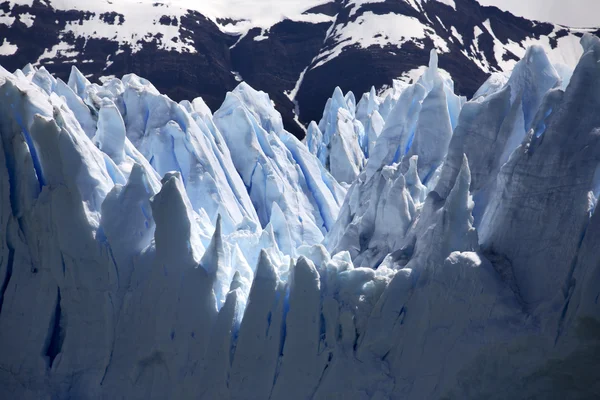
[1,0,597,137]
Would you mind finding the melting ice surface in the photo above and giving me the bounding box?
[1,36,600,400]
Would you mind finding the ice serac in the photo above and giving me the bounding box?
[367,50,463,180]
[378,79,407,121]
[119,73,259,234]
[404,77,453,183]
[324,50,463,266]
[356,86,380,130]
[278,130,347,230]
[480,34,600,309]
[404,155,427,204]
[225,81,285,136]
[213,82,345,247]
[420,49,464,130]
[355,85,384,158]
[94,99,126,163]
[270,257,324,400]
[506,45,560,130]
[363,109,384,158]
[402,154,479,273]
[367,157,510,400]
[54,78,97,139]
[305,120,323,156]
[433,45,562,224]
[0,73,119,398]
[473,71,509,100]
[32,66,57,96]
[153,173,205,260]
[101,172,217,399]
[67,65,91,100]
[100,162,158,300]
[228,250,284,400]
[269,202,295,257]
[54,66,259,237]
[328,108,366,184]
[433,85,512,219]
[561,192,600,340]
[2,37,600,400]
[316,86,367,177]
[194,288,243,400]
[436,46,559,214]
[325,162,416,268]
[201,215,231,308]
[366,82,427,177]
[344,91,357,118]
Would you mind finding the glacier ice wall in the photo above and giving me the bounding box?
[0,36,599,400]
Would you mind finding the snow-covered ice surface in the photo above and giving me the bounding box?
[1,35,600,399]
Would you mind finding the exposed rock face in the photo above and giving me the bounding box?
[1,0,598,138]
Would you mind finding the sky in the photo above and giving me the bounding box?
[478,0,600,28]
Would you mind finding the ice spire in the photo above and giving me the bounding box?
[94,99,126,163]
[151,172,205,262]
[305,120,323,156]
[67,65,91,99]
[270,202,294,257]
[405,155,427,204]
[228,249,283,399]
[270,257,323,399]
[200,214,224,276]
[441,154,478,252]
[507,45,560,130]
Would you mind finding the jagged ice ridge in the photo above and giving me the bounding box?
[0,34,600,399]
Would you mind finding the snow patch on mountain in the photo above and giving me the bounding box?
[482,19,584,71]
[313,11,448,69]
[0,39,17,56]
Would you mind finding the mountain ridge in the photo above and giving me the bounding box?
[0,0,597,138]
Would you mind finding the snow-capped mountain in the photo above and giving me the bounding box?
[1,0,598,137]
[0,23,600,398]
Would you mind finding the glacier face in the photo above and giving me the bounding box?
[0,34,600,400]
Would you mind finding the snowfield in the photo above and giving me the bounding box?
[0,31,600,399]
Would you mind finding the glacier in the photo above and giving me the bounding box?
[0,34,599,400]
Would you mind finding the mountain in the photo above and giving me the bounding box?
[1,0,598,138]
[0,27,599,398]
